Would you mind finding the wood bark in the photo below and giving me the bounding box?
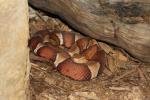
[29,0,150,63]
[0,0,30,100]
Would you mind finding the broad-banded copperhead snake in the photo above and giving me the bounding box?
[29,30,107,81]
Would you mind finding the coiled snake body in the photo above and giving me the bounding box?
[29,30,106,81]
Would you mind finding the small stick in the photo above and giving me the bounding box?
[35,11,49,29]
[137,64,149,81]
[112,68,137,82]
[111,63,143,82]
[30,62,39,67]
[137,67,146,81]
[109,86,130,91]
[31,63,46,72]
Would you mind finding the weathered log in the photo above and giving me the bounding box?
[0,0,30,99]
[29,0,150,63]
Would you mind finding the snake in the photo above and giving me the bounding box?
[29,29,107,81]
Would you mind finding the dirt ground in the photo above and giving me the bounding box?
[29,7,150,100]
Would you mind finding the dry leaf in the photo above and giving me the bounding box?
[107,55,118,73]
[98,42,115,54]
[115,50,128,62]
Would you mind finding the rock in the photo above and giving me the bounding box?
[0,0,29,100]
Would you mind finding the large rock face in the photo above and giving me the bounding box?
[0,0,29,100]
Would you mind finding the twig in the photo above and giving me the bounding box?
[112,68,137,82]
[137,64,149,81]
[35,11,49,29]
[137,67,146,81]
[109,86,130,91]
[31,62,47,72]
[31,62,39,67]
